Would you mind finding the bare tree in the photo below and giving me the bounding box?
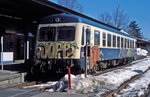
[98,12,112,25]
[112,6,129,29]
[98,5,129,30]
[57,0,83,12]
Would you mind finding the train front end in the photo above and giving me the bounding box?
[33,20,82,74]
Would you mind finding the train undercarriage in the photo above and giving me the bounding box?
[29,57,134,76]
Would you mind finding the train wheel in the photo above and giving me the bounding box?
[92,64,101,73]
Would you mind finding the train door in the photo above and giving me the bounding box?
[89,31,100,70]
[84,27,92,71]
[84,27,100,72]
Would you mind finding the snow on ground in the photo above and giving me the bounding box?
[137,48,148,56]
[24,58,150,97]
[115,69,150,97]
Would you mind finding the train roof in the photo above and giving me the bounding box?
[40,14,135,39]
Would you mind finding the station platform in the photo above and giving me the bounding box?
[0,60,27,86]
[0,70,25,86]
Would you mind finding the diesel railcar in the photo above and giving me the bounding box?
[32,14,136,74]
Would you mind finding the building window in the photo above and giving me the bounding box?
[3,35,14,52]
[94,31,100,45]
[103,33,106,47]
[107,34,111,47]
[113,35,116,47]
[117,36,120,48]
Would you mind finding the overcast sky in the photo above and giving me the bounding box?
[51,0,150,39]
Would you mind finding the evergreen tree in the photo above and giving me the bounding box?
[127,21,143,39]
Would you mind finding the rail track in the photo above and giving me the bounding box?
[93,58,148,76]
[100,58,150,97]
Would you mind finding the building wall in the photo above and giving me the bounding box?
[0,17,36,62]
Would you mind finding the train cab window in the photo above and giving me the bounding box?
[39,27,55,41]
[121,37,124,48]
[113,35,116,47]
[103,33,106,47]
[117,36,120,48]
[107,34,111,47]
[57,26,75,41]
[94,31,100,45]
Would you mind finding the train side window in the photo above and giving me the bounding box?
[81,27,84,45]
[126,39,128,48]
[117,36,120,48]
[128,39,130,48]
[107,34,111,47]
[131,40,133,48]
[130,40,132,48]
[113,35,116,47]
[132,40,134,48]
[103,33,106,47]
[121,37,123,48]
[124,38,127,48]
[94,30,100,45]
[133,41,135,48]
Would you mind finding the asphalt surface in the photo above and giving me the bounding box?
[0,87,87,97]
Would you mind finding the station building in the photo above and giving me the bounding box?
[0,0,101,63]
[0,0,67,63]
[136,38,150,55]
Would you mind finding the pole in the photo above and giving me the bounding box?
[1,36,3,70]
[85,42,87,78]
[67,66,71,89]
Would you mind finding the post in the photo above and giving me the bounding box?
[1,36,3,70]
[27,41,29,59]
[85,42,88,78]
[67,66,71,89]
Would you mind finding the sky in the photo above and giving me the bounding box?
[51,0,150,39]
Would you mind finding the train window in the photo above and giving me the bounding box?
[133,41,135,48]
[125,38,127,48]
[39,27,55,41]
[113,35,116,47]
[81,27,84,45]
[130,40,133,48]
[121,37,124,48]
[107,34,111,47]
[128,39,130,48]
[57,26,75,41]
[129,40,132,48]
[126,39,128,48]
[94,31,100,45]
[103,33,106,47]
[117,36,120,48]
